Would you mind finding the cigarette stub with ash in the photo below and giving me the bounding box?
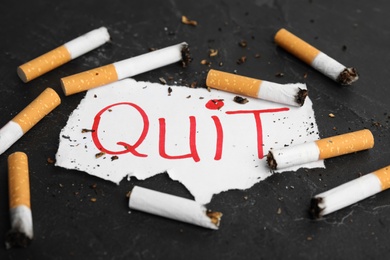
[128,186,222,230]
[17,27,110,83]
[274,28,359,85]
[0,88,61,155]
[61,42,191,96]
[267,129,374,170]
[206,69,308,107]
[6,152,33,249]
[310,165,390,218]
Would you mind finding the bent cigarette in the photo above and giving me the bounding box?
[17,27,110,83]
[6,152,33,249]
[267,129,374,170]
[0,88,61,155]
[274,28,358,85]
[61,42,191,96]
[128,186,222,230]
[206,69,308,107]
[310,165,390,218]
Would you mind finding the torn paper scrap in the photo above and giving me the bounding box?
[129,186,222,229]
[55,78,323,204]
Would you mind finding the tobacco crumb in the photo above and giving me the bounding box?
[238,40,247,47]
[328,113,335,118]
[190,82,197,88]
[332,126,337,130]
[307,236,313,241]
[342,45,347,51]
[233,96,249,104]
[47,157,55,164]
[81,128,95,133]
[337,67,359,85]
[181,15,198,26]
[199,97,204,99]
[167,76,174,81]
[126,191,131,198]
[254,53,261,58]
[266,152,277,170]
[206,210,223,226]
[244,196,248,200]
[200,59,211,66]
[275,72,284,77]
[209,49,218,57]
[111,155,119,161]
[94,94,97,98]
[303,73,308,79]
[95,152,105,159]
[236,56,247,64]
[90,198,97,202]
[219,61,223,67]
[181,44,192,67]
[159,77,167,85]
[296,88,308,106]
[277,208,282,214]
[90,183,97,189]
[168,87,172,96]
[186,95,191,99]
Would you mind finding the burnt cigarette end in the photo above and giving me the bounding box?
[181,44,193,68]
[206,210,223,227]
[5,231,32,249]
[337,67,359,85]
[309,197,324,219]
[266,151,277,170]
[295,88,308,106]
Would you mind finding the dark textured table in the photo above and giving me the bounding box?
[1,0,389,259]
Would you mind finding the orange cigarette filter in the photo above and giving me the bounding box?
[374,166,390,190]
[8,152,30,210]
[60,64,118,96]
[206,69,262,98]
[12,88,61,133]
[274,28,320,65]
[315,129,374,160]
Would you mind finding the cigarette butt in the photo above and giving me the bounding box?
[206,69,308,107]
[128,186,222,230]
[274,28,358,85]
[6,152,33,248]
[61,42,190,96]
[310,165,390,218]
[267,129,374,170]
[0,88,61,155]
[17,27,110,82]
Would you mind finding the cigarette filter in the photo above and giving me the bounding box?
[0,88,61,155]
[206,69,308,107]
[267,129,374,170]
[128,186,222,230]
[17,27,110,83]
[6,152,33,248]
[310,165,390,218]
[61,42,190,96]
[274,28,358,85]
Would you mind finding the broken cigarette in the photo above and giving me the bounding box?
[0,88,61,155]
[274,28,358,85]
[128,186,222,230]
[17,27,110,83]
[6,152,33,248]
[310,165,390,218]
[61,42,191,96]
[267,129,374,170]
[206,69,308,107]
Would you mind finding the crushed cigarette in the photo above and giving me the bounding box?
[0,88,61,155]
[267,129,374,170]
[206,69,308,107]
[61,42,191,96]
[274,28,358,85]
[128,186,222,230]
[310,165,390,218]
[6,152,33,249]
[17,27,110,83]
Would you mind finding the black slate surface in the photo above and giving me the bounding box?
[1,0,389,259]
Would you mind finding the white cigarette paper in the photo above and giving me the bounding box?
[311,165,390,218]
[128,186,222,230]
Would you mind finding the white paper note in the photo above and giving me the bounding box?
[55,78,323,204]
